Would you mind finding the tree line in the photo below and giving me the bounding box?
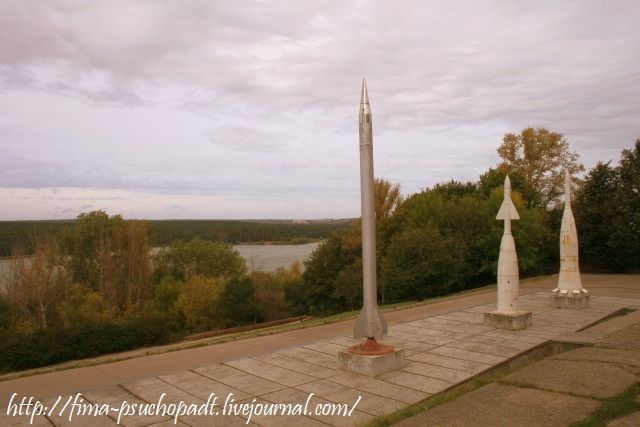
[0,219,350,257]
[287,131,639,316]
[0,211,306,372]
[0,128,637,373]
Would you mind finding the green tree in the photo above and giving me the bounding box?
[575,141,640,271]
[57,284,114,328]
[381,225,466,302]
[4,233,70,330]
[68,210,124,292]
[0,295,17,338]
[220,276,259,327]
[374,178,403,220]
[497,127,584,207]
[152,275,184,330]
[252,269,290,322]
[176,275,224,332]
[617,140,640,267]
[478,168,540,207]
[154,238,246,282]
[66,211,153,311]
[574,162,620,269]
[299,234,348,315]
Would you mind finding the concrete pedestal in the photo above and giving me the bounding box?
[551,292,590,310]
[484,311,532,331]
[338,347,405,377]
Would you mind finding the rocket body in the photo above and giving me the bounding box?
[557,171,584,292]
[353,79,387,340]
[496,176,520,314]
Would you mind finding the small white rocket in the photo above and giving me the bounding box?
[553,170,587,295]
[495,175,521,314]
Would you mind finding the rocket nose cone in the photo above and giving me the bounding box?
[504,175,511,190]
[361,78,370,105]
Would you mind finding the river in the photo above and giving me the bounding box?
[233,242,319,272]
[0,242,320,288]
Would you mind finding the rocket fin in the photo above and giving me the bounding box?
[496,199,520,220]
[353,306,388,340]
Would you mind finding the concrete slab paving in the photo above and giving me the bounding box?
[294,379,405,417]
[426,346,508,365]
[194,364,287,396]
[260,387,373,427]
[551,347,640,369]
[397,383,600,427]
[224,358,316,387]
[0,411,54,426]
[381,336,437,353]
[303,342,347,357]
[378,370,450,394]
[230,397,325,427]
[407,351,493,374]
[444,339,522,358]
[276,347,341,370]
[159,370,251,402]
[483,329,548,344]
[595,322,640,351]
[325,372,429,404]
[463,335,534,351]
[608,412,640,427]
[387,331,455,346]
[395,326,473,341]
[401,361,474,383]
[121,377,254,426]
[2,275,640,426]
[82,385,170,426]
[504,358,639,400]
[253,353,340,379]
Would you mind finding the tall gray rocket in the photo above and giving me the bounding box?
[353,79,387,340]
[554,170,587,294]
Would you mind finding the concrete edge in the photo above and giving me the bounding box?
[554,308,640,346]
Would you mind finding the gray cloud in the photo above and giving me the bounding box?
[206,126,287,153]
[0,0,639,219]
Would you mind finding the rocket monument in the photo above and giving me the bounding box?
[484,175,532,330]
[338,80,404,374]
[495,175,520,314]
[551,170,589,308]
[352,78,388,345]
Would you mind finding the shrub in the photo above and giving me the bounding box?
[0,315,172,373]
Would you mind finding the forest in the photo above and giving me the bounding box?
[0,128,638,373]
[0,219,350,257]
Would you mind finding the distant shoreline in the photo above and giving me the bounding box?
[0,240,324,259]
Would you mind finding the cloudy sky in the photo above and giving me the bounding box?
[0,0,638,220]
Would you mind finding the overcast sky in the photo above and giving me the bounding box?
[1,0,638,220]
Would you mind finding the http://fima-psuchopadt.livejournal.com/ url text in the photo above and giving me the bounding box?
[5,391,363,425]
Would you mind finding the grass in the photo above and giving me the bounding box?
[571,382,640,427]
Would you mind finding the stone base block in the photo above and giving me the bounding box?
[484,311,532,331]
[338,347,405,377]
[551,293,590,310]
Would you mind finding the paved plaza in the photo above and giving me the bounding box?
[3,284,640,426]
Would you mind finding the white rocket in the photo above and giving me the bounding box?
[353,79,387,340]
[553,170,587,295]
[495,175,521,314]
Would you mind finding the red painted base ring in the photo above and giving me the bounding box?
[346,338,395,355]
